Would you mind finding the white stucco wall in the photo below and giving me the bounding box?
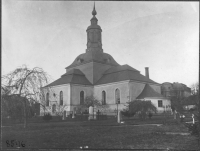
[71,84,93,106]
[94,81,163,113]
[94,81,130,111]
[40,84,71,114]
[144,98,171,113]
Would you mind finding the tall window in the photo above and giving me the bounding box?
[115,89,120,104]
[46,93,49,106]
[60,91,63,106]
[102,91,106,105]
[158,100,163,107]
[80,91,84,105]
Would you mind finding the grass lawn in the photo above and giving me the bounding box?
[2,115,199,150]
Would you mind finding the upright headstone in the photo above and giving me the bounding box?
[94,112,97,120]
[66,111,68,117]
[89,106,94,120]
[97,110,100,120]
[192,114,195,124]
[62,110,66,120]
[174,110,177,119]
[72,111,75,118]
[118,111,121,123]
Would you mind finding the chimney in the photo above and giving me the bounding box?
[145,67,149,79]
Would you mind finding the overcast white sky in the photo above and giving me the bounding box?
[2,1,199,87]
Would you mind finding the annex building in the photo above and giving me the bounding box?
[41,5,171,116]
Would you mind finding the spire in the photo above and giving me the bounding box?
[92,2,97,16]
[86,2,103,52]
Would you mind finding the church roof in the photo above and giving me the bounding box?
[136,84,164,99]
[104,64,139,74]
[66,50,119,69]
[61,68,85,76]
[95,65,158,85]
[44,69,92,87]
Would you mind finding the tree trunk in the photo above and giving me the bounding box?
[23,98,27,128]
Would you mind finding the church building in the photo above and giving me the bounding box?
[41,5,171,116]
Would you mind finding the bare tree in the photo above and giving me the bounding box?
[2,65,50,128]
[191,82,199,95]
[80,95,109,113]
[51,93,68,116]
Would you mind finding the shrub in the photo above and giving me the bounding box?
[43,113,52,122]
[138,111,147,120]
[83,110,89,114]
[185,122,199,136]
[148,112,153,119]
[121,110,135,118]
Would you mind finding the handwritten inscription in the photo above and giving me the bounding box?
[6,140,27,148]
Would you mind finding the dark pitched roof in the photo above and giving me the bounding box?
[44,69,92,87]
[61,69,85,77]
[136,84,163,99]
[66,50,119,69]
[95,65,158,85]
[162,82,172,85]
[104,64,139,74]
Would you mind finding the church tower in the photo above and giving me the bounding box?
[66,3,119,84]
[86,3,103,52]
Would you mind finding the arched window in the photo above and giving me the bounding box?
[60,91,63,106]
[80,91,84,105]
[102,91,106,105]
[115,89,120,104]
[46,93,49,106]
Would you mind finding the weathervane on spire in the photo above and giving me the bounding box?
[92,2,97,16]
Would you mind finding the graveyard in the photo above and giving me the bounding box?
[2,112,199,150]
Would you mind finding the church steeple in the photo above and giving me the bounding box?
[86,2,103,52]
[92,2,97,16]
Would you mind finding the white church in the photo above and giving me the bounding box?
[41,4,171,116]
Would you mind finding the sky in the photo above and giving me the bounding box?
[2,1,199,88]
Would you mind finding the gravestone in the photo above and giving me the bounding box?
[97,110,100,120]
[94,112,97,120]
[62,110,66,120]
[72,111,75,118]
[118,111,121,123]
[66,111,68,117]
[88,106,94,120]
[192,114,195,124]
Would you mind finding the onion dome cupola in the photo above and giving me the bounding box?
[86,3,103,52]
